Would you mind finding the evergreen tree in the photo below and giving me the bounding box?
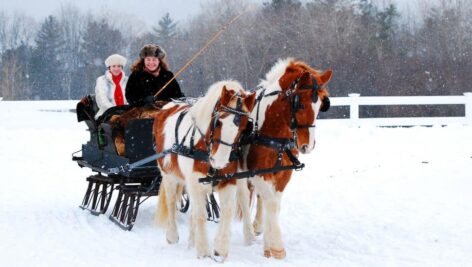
[153,13,178,43]
[376,4,399,52]
[80,19,124,97]
[30,15,64,100]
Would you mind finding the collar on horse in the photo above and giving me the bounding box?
[172,95,250,163]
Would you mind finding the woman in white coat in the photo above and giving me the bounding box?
[95,54,129,119]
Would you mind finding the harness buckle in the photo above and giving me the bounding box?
[207,167,216,177]
[171,144,179,153]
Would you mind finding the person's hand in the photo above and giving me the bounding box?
[144,95,156,105]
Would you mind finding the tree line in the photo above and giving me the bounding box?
[0,0,471,116]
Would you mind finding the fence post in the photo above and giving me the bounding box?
[348,93,360,127]
[464,92,472,126]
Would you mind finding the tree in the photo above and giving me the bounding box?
[153,13,178,43]
[263,0,301,11]
[0,44,33,100]
[80,18,124,97]
[58,4,86,99]
[0,12,36,55]
[30,15,64,100]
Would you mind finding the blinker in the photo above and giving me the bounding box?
[320,96,330,112]
[292,94,301,111]
[233,97,242,126]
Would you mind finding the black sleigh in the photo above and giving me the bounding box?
[72,95,217,230]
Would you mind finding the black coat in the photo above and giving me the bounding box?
[125,69,184,107]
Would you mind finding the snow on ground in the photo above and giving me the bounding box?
[0,100,471,267]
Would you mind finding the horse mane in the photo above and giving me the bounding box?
[258,58,294,92]
[259,58,327,94]
[190,80,244,132]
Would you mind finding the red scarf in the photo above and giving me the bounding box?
[112,71,124,106]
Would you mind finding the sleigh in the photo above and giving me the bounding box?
[72,95,219,230]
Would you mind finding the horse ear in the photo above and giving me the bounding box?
[319,69,333,85]
[220,85,231,105]
[244,92,257,111]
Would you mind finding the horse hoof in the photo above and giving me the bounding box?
[166,234,179,244]
[213,251,227,263]
[197,253,212,260]
[270,248,286,259]
[166,238,178,244]
[253,222,262,236]
[264,249,271,258]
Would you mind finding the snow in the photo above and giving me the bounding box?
[1,100,471,267]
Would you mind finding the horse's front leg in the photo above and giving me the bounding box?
[213,183,237,261]
[253,194,264,236]
[237,179,256,245]
[253,176,286,259]
[186,175,211,258]
[162,173,180,244]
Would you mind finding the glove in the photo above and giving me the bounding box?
[144,95,156,106]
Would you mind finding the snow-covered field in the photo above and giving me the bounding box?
[1,100,471,267]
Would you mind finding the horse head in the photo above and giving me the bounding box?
[278,61,332,154]
[207,84,257,169]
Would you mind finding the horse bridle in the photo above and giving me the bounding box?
[285,72,330,148]
[206,94,250,151]
[172,94,250,166]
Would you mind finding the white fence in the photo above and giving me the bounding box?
[324,92,472,127]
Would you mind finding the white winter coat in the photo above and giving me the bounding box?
[94,70,128,119]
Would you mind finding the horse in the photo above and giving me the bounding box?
[236,58,332,259]
[153,80,257,261]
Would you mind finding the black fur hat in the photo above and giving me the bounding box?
[139,44,166,59]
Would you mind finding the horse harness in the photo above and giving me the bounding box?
[170,94,249,163]
[199,71,330,184]
[109,72,330,185]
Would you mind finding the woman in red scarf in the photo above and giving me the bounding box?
[95,54,128,119]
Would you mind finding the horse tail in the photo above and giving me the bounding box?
[155,182,168,228]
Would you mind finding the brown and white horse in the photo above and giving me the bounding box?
[237,58,332,259]
[154,81,256,261]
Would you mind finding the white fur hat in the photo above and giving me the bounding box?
[105,54,127,67]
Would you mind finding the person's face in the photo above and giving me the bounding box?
[109,65,122,76]
[144,56,160,72]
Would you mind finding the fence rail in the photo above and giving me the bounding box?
[324,92,472,127]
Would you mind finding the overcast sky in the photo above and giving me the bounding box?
[2,0,425,27]
[2,0,204,26]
